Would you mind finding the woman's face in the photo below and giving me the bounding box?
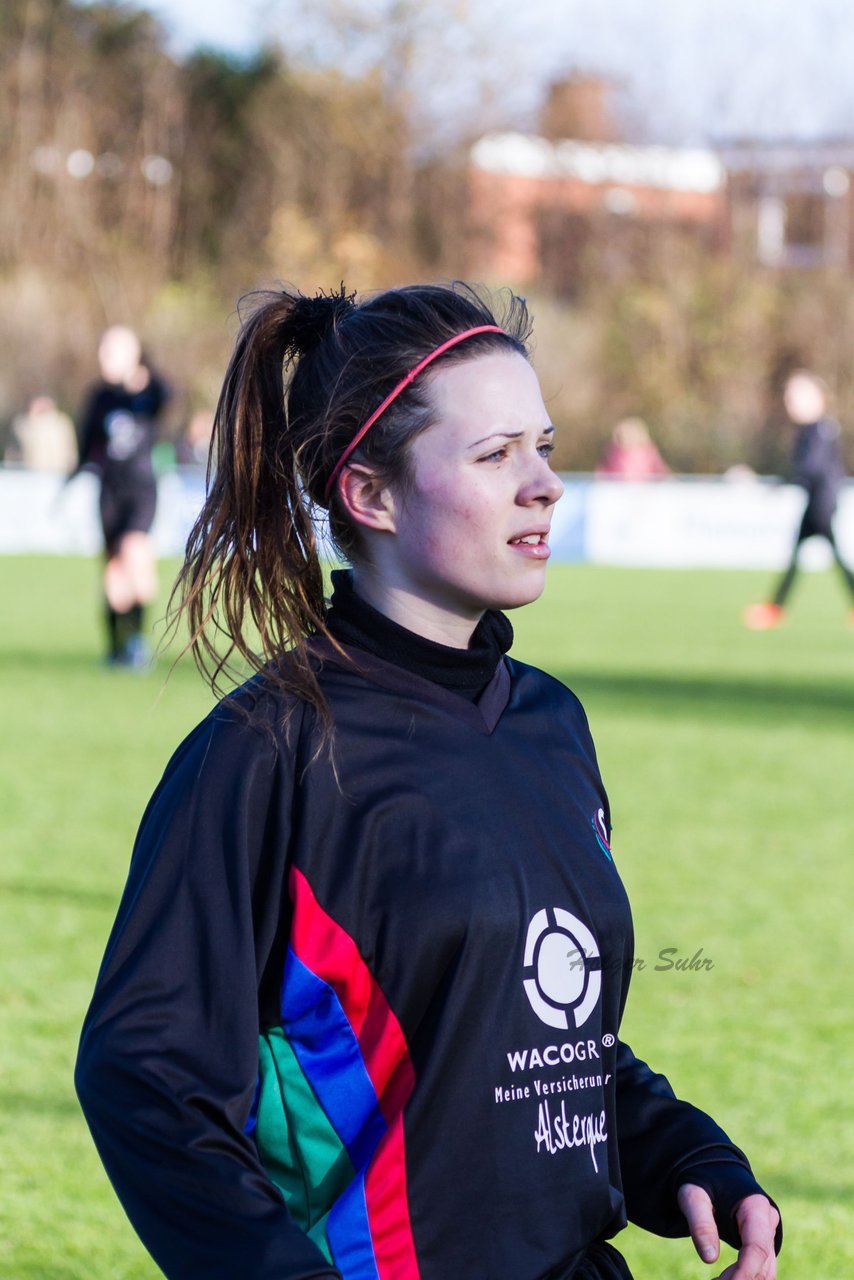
[98,326,141,386]
[377,351,564,632]
[783,374,825,425]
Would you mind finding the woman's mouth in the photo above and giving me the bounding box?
[509,533,551,559]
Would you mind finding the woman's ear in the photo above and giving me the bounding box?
[336,463,398,534]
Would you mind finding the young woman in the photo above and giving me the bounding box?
[76,283,780,1280]
[75,325,170,666]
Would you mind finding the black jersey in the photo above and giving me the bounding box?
[790,417,847,530]
[77,375,168,490]
[76,643,770,1280]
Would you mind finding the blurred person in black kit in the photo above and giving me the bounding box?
[744,369,854,629]
[74,325,170,665]
[75,282,781,1280]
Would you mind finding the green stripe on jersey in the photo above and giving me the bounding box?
[256,1028,355,1256]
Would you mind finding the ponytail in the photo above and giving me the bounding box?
[167,287,354,733]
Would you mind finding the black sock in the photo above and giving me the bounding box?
[126,603,144,638]
[105,602,121,659]
[107,604,145,660]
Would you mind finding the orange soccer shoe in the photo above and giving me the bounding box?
[742,602,785,630]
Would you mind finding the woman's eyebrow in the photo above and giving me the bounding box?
[467,424,555,450]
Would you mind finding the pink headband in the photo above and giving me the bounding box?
[324,324,504,499]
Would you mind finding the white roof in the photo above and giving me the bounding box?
[471,132,724,194]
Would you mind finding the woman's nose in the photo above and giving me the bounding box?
[520,455,564,507]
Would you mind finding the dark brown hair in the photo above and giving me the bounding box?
[168,280,532,728]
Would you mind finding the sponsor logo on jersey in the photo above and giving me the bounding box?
[105,410,144,461]
[522,908,602,1030]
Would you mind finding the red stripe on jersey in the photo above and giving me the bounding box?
[365,1115,419,1278]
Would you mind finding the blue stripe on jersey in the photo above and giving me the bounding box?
[327,1171,382,1280]
[281,947,387,1170]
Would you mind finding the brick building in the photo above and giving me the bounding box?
[466,80,854,294]
[467,131,727,292]
[722,141,854,269]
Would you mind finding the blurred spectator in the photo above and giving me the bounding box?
[74,325,170,667]
[722,463,757,483]
[6,395,77,471]
[743,368,854,629]
[595,416,671,479]
[175,409,214,467]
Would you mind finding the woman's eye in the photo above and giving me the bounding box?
[538,441,556,459]
[479,447,508,463]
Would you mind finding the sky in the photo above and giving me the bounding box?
[137,0,854,146]
[144,0,260,58]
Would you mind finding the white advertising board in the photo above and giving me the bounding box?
[1,467,851,570]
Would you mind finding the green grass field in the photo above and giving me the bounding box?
[2,555,852,1278]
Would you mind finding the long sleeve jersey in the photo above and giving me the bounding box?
[76,642,771,1280]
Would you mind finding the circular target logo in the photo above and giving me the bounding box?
[523,908,602,1030]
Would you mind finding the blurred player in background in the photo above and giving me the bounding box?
[74,325,170,667]
[744,369,854,629]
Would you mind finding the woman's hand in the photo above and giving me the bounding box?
[677,1183,779,1279]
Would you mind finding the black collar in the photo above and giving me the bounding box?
[324,569,513,703]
